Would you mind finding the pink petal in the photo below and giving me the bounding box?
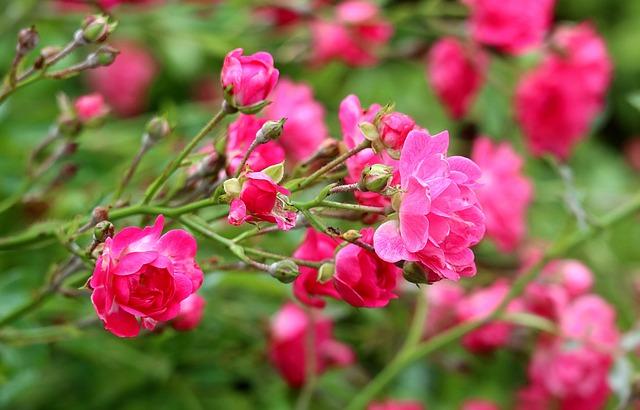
[373,220,414,263]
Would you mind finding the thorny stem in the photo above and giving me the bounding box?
[233,138,261,178]
[329,183,361,194]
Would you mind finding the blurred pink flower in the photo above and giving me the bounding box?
[226,114,285,174]
[269,303,354,387]
[463,0,555,54]
[89,215,203,337]
[462,400,500,410]
[172,293,206,331]
[472,136,533,252]
[373,130,485,282]
[427,37,488,119]
[221,48,279,107]
[559,294,619,351]
[74,93,108,122]
[368,400,425,410]
[423,281,464,338]
[87,41,157,117]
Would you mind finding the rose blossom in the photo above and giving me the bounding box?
[87,41,157,117]
[292,229,341,308]
[423,281,464,338]
[269,303,354,387]
[334,228,400,308]
[89,215,203,337]
[171,294,206,331]
[463,0,555,54]
[559,294,619,351]
[225,114,285,174]
[373,129,485,282]
[379,112,417,151]
[221,48,279,108]
[472,136,533,252]
[311,0,393,67]
[367,400,425,410]
[228,171,296,230]
[462,400,500,410]
[264,79,328,163]
[427,37,488,119]
[74,93,108,122]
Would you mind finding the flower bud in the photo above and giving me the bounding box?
[145,116,171,143]
[93,221,114,243]
[359,164,393,193]
[342,229,362,242]
[92,206,109,223]
[89,46,119,67]
[17,26,39,56]
[81,15,116,43]
[403,262,430,285]
[317,263,335,284]
[223,177,242,198]
[255,118,286,144]
[269,260,300,284]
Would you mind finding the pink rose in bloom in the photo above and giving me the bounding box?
[292,229,341,308]
[226,114,285,174]
[221,48,279,107]
[311,1,393,67]
[334,228,400,308]
[228,172,296,230]
[427,37,488,119]
[374,130,485,282]
[87,41,157,117]
[74,93,108,123]
[462,400,500,410]
[463,0,555,54]
[89,215,203,337]
[265,79,328,163]
[171,293,206,331]
[368,400,425,410]
[559,294,619,351]
[472,136,533,252]
[456,280,523,353]
[379,112,417,151]
[423,281,464,338]
[269,303,354,387]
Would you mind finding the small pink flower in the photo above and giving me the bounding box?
[171,294,206,331]
[228,172,296,230]
[559,295,619,352]
[264,79,328,163]
[472,136,533,252]
[74,93,108,122]
[226,114,285,174]
[423,281,464,338]
[311,1,393,67]
[373,129,485,282]
[87,41,157,117]
[463,0,555,54]
[89,215,203,337]
[221,48,279,107]
[334,228,399,308]
[379,112,417,151]
[292,229,341,308]
[462,400,500,410]
[367,400,425,410]
[427,37,488,119]
[269,303,354,387]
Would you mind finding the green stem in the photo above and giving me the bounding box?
[403,289,428,349]
[318,200,387,214]
[243,248,325,269]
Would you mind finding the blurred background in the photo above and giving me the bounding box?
[1,0,640,409]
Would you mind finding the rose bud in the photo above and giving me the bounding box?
[74,93,108,123]
[269,260,300,283]
[17,26,39,56]
[145,115,171,143]
[88,45,120,68]
[255,118,286,144]
[359,164,393,193]
[221,48,279,111]
[81,14,117,43]
[379,112,416,151]
[316,262,335,284]
[93,221,114,243]
[171,294,206,331]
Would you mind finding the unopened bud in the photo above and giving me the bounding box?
[269,260,300,283]
[89,46,119,67]
[17,26,39,55]
[93,221,114,243]
[223,178,242,198]
[317,263,335,284]
[342,229,362,242]
[145,116,171,143]
[256,118,286,144]
[92,206,109,223]
[81,15,116,43]
[359,164,393,193]
[402,262,429,285]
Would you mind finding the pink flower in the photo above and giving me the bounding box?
[293,229,341,308]
[334,228,399,308]
[87,41,157,117]
[373,129,485,282]
[456,280,523,353]
[269,303,354,387]
[311,1,393,67]
[379,112,417,151]
[559,295,619,352]
[228,172,296,230]
[89,215,203,337]
[427,37,488,119]
[463,0,555,54]
[367,400,425,410]
[221,48,279,107]
[171,294,206,331]
[226,114,285,174]
[424,281,464,338]
[472,136,533,252]
[265,79,328,163]
[462,400,500,410]
[74,93,108,122]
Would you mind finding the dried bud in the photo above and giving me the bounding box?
[93,221,114,243]
[17,26,39,55]
[317,263,335,284]
[92,206,109,223]
[359,164,393,193]
[255,118,286,144]
[342,229,362,242]
[269,260,300,283]
[402,262,429,285]
[81,15,116,43]
[145,116,171,143]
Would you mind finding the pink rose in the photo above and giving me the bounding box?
[226,114,285,174]
[293,229,342,308]
[89,215,203,337]
[334,228,399,308]
[374,130,485,282]
[269,303,354,387]
[74,93,108,122]
[462,400,500,410]
[424,281,464,338]
[367,400,425,410]
[427,37,488,119]
[228,172,297,230]
[87,41,157,117]
[463,0,555,54]
[559,295,619,351]
[379,112,417,151]
[221,48,279,108]
[171,293,206,331]
[265,79,328,163]
[311,1,393,67]
[472,136,533,252]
